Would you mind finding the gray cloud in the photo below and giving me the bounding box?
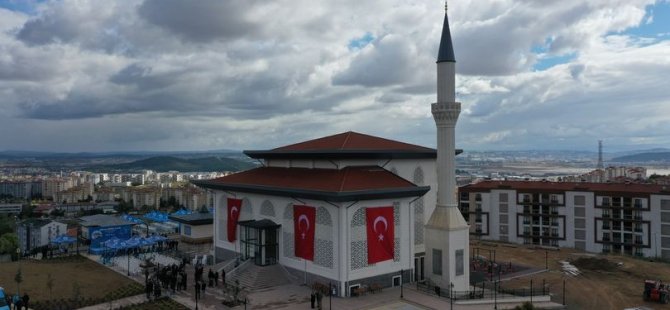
[138,0,260,43]
[0,0,668,152]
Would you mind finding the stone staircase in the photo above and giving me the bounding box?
[228,263,291,291]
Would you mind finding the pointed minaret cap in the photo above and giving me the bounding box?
[437,1,456,63]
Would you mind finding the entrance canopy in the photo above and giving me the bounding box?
[238,219,281,229]
[238,219,281,266]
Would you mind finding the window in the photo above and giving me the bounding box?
[499,193,508,201]
[455,249,464,276]
[432,249,442,275]
[184,225,191,236]
[574,195,585,206]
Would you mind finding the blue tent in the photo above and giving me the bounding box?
[171,208,193,216]
[51,234,76,245]
[144,211,169,223]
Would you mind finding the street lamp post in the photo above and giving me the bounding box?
[16,247,21,295]
[127,250,131,276]
[545,250,548,270]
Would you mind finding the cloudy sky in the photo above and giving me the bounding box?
[0,0,668,152]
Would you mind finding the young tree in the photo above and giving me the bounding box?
[15,268,22,295]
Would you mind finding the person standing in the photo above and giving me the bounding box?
[195,281,201,300]
[214,271,219,287]
[21,293,29,310]
[221,268,226,285]
[310,292,315,309]
[145,281,153,300]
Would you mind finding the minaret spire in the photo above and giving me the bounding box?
[425,0,470,293]
[437,1,456,63]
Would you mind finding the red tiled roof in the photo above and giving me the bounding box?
[461,180,668,194]
[193,166,429,202]
[275,131,433,152]
[244,131,442,160]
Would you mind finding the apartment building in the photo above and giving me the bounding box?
[459,180,670,259]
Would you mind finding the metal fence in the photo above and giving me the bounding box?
[416,280,549,301]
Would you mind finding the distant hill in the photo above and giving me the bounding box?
[93,156,257,172]
[610,152,670,163]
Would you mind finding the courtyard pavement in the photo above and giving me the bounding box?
[82,251,567,310]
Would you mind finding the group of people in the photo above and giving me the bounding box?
[144,259,189,300]
[192,263,226,300]
[143,258,227,301]
[3,292,29,310]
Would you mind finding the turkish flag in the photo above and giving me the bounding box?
[227,198,242,242]
[366,206,394,264]
[293,205,316,261]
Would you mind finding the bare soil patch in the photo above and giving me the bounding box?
[471,241,670,310]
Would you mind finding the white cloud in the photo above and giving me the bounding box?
[0,0,667,152]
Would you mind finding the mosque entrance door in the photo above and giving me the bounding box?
[239,219,281,266]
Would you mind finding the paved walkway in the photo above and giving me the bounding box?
[81,252,567,310]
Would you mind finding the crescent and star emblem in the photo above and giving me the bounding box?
[298,214,310,240]
[373,216,388,241]
[230,206,239,217]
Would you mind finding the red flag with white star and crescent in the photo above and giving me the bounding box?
[366,206,394,264]
[293,205,316,261]
[227,198,242,242]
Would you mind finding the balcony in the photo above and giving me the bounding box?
[634,227,643,233]
[551,232,559,237]
[475,229,483,234]
[551,222,559,227]
[634,215,643,221]
[602,213,610,218]
[602,237,610,242]
[523,220,531,225]
[634,239,643,245]
[551,211,559,215]
[634,203,643,209]
[602,225,610,229]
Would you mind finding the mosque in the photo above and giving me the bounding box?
[193,4,469,297]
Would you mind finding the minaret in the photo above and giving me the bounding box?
[425,2,470,292]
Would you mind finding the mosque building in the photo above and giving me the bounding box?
[193,3,469,296]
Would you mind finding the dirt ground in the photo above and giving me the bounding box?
[472,241,670,310]
[0,256,136,301]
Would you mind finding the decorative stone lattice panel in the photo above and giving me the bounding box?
[394,238,400,262]
[314,239,334,268]
[314,206,334,269]
[316,206,333,226]
[414,197,424,245]
[413,166,425,185]
[393,202,400,262]
[350,240,368,270]
[283,232,295,259]
[260,200,276,218]
[282,203,295,259]
[351,207,366,228]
